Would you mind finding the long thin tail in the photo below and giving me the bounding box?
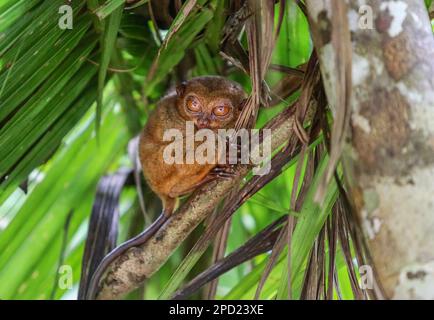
[78,168,132,299]
[85,213,168,299]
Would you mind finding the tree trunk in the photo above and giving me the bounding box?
[307,0,434,299]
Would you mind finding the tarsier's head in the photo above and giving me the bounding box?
[175,76,247,130]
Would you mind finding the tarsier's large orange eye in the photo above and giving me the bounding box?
[213,105,231,117]
[186,96,201,112]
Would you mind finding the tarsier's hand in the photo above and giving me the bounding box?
[211,136,246,180]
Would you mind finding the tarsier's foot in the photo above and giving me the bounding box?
[210,165,238,180]
[212,135,250,180]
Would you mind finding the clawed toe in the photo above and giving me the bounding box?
[210,165,238,179]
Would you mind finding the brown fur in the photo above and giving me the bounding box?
[139,76,246,216]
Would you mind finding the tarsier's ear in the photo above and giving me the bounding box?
[176,82,187,97]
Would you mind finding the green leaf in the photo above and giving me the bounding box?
[0,16,92,123]
[94,0,125,20]
[0,33,98,178]
[0,0,41,33]
[96,3,124,138]
[0,105,129,299]
[279,162,338,299]
[0,78,98,203]
[144,0,215,96]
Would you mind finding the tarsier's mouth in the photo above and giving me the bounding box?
[195,121,211,129]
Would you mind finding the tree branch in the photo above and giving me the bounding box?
[94,106,297,299]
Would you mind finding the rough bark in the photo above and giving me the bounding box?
[95,107,296,299]
[430,2,434,20]
[307,0,434,299]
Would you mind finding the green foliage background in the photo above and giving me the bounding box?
[3,0,431,300]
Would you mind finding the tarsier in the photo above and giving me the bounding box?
[139,75,247,217]
[88,76,246,298]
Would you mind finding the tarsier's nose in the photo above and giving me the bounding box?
[197,118,210,129]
